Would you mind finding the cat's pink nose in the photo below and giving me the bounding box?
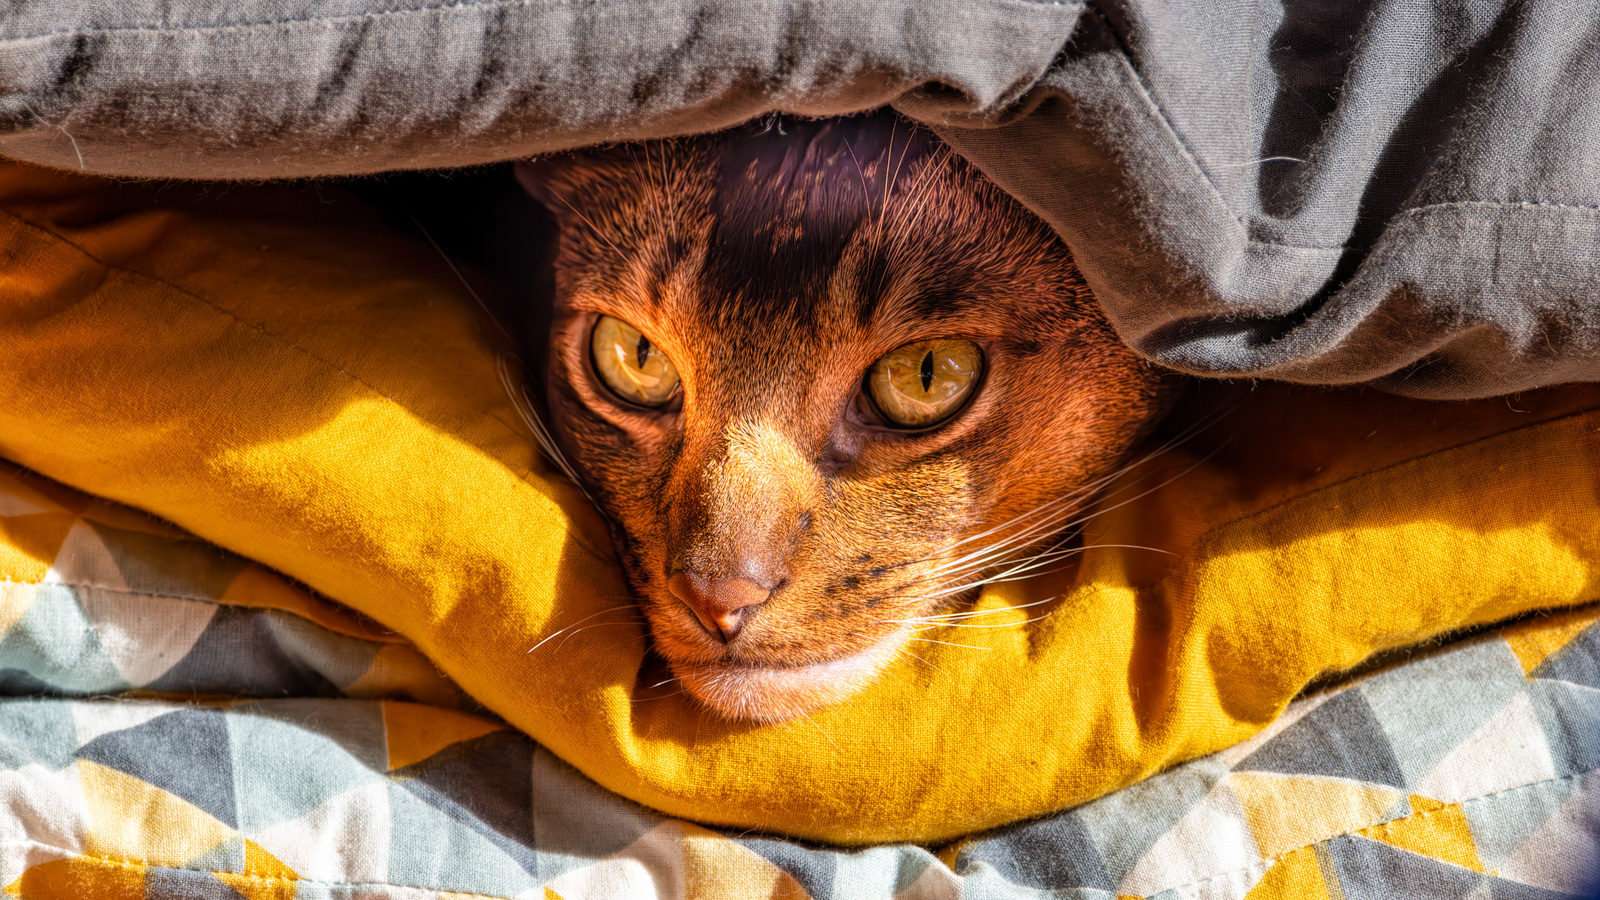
[666,572,769,642]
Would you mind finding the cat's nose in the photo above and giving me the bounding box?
[666,572,769,642]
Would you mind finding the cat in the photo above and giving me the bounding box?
[516,112,1168,723]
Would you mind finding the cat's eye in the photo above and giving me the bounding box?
[591,315,681,407]
[866,339,983,428]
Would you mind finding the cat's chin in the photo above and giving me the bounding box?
[670,630,909,724]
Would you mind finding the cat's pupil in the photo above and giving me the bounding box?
[920,351,934,393]
[636,335,651,370]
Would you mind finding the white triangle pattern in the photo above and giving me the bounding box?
[70,698,182,747]
[544,821,686,900]
[77,584,217,688]
[248,780,391,883]
[0,762,88,863]
[1117,777,1261,897]
[1173,860,1270,900]
[1495,771,1600,894]
[41,522,129,592]
[1414,691,1557,803]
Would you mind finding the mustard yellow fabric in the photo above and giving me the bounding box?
[0,161,1595,845]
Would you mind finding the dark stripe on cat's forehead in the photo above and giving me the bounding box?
[700,113,934,322]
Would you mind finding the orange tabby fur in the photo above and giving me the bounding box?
[519,113,1167,722]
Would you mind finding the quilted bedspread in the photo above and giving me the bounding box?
[2,459,1598,899]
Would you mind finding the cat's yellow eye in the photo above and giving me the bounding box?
[866,339,983,428]
[591,315,681,407]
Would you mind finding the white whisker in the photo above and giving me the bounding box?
[528,604,640,653]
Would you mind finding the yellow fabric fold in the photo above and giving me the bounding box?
[0,161,1595,845]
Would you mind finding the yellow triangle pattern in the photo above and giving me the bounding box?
[4,856,145,900]
[78,758,238,868]
[1230,771,1403,859]
[382,700,507,771]
[217,869,297,900]
[0,581,38,640]
[1356,794,1485,873]
[0,511,76,585]
[1502,605,1600,675]
[679,822,810,899]
[1242,845,1331,900]
[243,837,298,880]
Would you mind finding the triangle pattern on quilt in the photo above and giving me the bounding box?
[1117,776,1260,897]
[1229,772,1404,860]
[86,520,246,602]
[1503,606,1600,676]
[1413,690,1557,803]
[76,757,237,868]
[248,780,389,884]
[947,809,1113,892]
[1241,845,1330,900]
[75,707,237,828]
[76,579,218,688]
[385,781,540,898]
[3,855,145,900]
[381,700,506,771]
[1494,770,1600,895]
[1233,690,1407,789]
[1354,794,1484,874]
[142,866,252,900]
[1529,620,1600,690]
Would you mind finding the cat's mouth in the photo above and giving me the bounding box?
[666,626,911,724]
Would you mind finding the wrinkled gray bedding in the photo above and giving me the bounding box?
[2,0,1597,398]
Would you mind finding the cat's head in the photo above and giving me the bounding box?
[518,113,1167,723]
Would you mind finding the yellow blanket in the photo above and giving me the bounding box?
[0,162,1595,844]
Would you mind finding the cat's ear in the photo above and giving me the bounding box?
[515,154,628,221]
[513,157,577,217]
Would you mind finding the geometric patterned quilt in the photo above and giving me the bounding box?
[1,461,1597,899]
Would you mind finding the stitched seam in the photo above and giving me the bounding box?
[2,0,582,41]
[0,839,518,898]
[1,0,1077,43]
[1144,769,1597,895]
[0,207,611,561]
[0,576,411,644]
[1399,199,1600,218]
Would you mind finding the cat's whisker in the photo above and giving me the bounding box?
[889,611,1056,629]
[924,401,1235,571]
[897,648,949,678]
[552,618,648,654]
[549,190,629,261]
[915,462,1152,578]
[497,353,598,506]
[924,417,1210,562]
[792,708,840,751]
[527,603,642,653]
[407,214,600,511]
[918,447,1219,589]
[905,636,994,651]
[404,209,518,347]
[944,540,1171,589]
[901,594,1063,623]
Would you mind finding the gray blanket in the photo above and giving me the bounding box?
[2,0,1597,398]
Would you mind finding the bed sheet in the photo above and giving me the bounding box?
[1,463,1597,899]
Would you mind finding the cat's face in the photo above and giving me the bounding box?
[519,115,1166,723]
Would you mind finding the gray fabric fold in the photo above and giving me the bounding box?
[2,0,1597,397]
